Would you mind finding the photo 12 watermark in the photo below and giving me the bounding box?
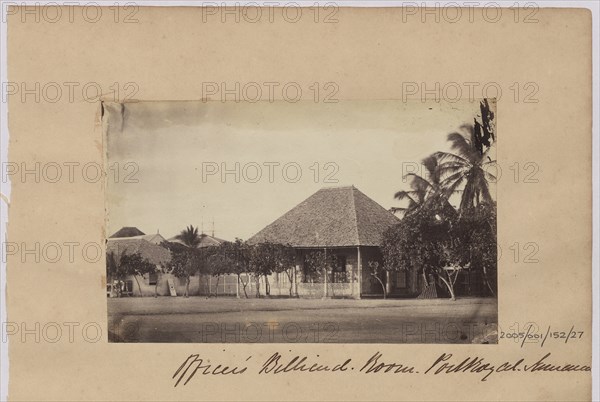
[401,81,539,103]
[398,2,540,24]
[1,2,140,24]
[2,241,103,264]
[201,81,340,103]
[200,2,340,23]
[1,81,139,103]
[1,161,140,184]
[201,161,340,184]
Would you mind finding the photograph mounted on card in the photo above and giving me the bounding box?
[103,99,498,344]
[3,5,593,402]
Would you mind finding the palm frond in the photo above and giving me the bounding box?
[394,190,417,204]
[433,151,470,165]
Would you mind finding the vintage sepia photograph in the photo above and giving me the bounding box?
[104,99,498,344]
[2,3,595,401]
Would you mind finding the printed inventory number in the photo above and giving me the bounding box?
[500,323,585,347]
[501,322,541,346]
[547,330,585,341]
[540,325,585,347]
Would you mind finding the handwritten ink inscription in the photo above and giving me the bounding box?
[172,351,591,387]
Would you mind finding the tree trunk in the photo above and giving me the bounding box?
[439,275,456,301]
[482,265,496,297]
[374,275,386,299]
[329,271,336,298]
[185,277,190,298]
[286,269,294,297]
[115,278,121,298]
[255,275,261,298]
[238,274,249,298]
[214,275,220,298]
[133,275,143,297]
[264,275,270,296]
[154,274,159,298]
[294,265,298,297]
[385,271,392,296]
[243,277,249,298]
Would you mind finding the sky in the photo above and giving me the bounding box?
[104,99,494,241]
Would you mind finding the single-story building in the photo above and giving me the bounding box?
[107,227,239,297]
[247,185,413,298]
[106,230,171,296]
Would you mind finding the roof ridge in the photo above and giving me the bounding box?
[353,187,402,220]
[348,186,361,246]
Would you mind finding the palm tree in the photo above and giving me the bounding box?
[173,225,203,297]
[435,123,497,213]
[392,155,446,216]
[175,225,201,248]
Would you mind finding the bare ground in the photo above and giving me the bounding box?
[107,297,498,344]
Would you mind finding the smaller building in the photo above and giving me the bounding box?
[106,229,171,297]
[107,227,239,297]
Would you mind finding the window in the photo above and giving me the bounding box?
[148,272,158,285]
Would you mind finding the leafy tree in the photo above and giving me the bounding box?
[250,242,295,297]
[205,244,235,297]
[381,203,460,300]
[106,250,155,297]
[249,244,269,297]
[229,239,252,298]
[383,195,496,300]
[126,253,156,297]
[386,99,497,300]
[302,250,342,296]
[302,251,327,283]
[451,202,497,296]
[163,241,203,297]
[272,244,296,297]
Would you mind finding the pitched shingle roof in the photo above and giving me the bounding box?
[248,186,400,247]
[109,227,145,238]
[124,233,166,245]
[167,233,227,248]
[106,238,171,265]
[198,234,227,248]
